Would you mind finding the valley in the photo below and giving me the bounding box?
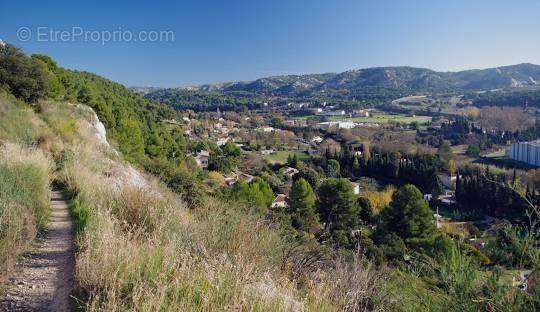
[0,40,539,311]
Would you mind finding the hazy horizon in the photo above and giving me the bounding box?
[2,0,540,87]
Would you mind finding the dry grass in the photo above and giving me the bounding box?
[0,99,394,310]
[53,108,301,311]
[0,143,53,284]
[37,102,392,311]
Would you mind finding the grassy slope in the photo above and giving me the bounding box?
[0,93,54,285]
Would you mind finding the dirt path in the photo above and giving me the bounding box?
[0,188,75,311]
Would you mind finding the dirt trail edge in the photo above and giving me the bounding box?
[0,188,75,312]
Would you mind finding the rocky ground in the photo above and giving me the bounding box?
[0,189,75,312]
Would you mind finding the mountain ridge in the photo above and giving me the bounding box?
[139,63,540,95]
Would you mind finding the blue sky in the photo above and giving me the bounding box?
[1,0,539,87]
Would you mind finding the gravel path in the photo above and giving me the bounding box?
[0,189,75,311]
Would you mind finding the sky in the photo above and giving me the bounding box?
[1,0,540,87]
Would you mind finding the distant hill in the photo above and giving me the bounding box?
[144,63,540,110]
[156,63,540,95]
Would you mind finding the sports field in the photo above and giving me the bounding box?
[292,111,431,124]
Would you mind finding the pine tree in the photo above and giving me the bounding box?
[352,156,360,177]
[378,184,436,241]
[317,178,360,246]
[288,178,318,233]
[291,153,298,167]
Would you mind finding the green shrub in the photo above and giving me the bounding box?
[69,196,91,235]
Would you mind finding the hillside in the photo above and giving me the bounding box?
[144,63,540,110]
[211,63,540,93]
[1,43,538,311]
[0,42,395,311]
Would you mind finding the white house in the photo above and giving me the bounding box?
[271,194,288,208]
[216,137,230,146]
[310,136,323,145]
[281,167,299,179]
[351,182,360,195]
[317,121,356,129]
[258,126,275,133]
[224,175,238,186]
[195,151,210,168]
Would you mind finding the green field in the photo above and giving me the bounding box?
[484,148,506,159]
[292,111,432,124]
[264,150,309,164]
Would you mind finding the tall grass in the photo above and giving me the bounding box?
[0,92,48,145]
[52,107,297,310]
[0,143,53,283]
[51,103,395,311]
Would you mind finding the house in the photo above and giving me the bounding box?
[440,197,456,205]
[238,172,254,183]
[224,174,238,186]
[310,136,323,145]
[258,126,275,133]
[271,194,288,208]
[317,121,356,129]
[350,181,360,195]
[216,137,229,146]
[319,110,345,116]
[354,110,370,118]
[438,173,458,190]
[281,167,299,179]
[194,151,210,168]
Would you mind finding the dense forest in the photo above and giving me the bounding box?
[465,88,540,108]
[144,88,266,111]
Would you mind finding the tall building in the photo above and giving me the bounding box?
[507,141,540,167]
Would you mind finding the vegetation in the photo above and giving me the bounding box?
[144,63,540,111]
[0,94,55,285]
[317,178,360,247]
[265,150,309,164]
[0,44,49,103]
[0,144,53,283]
[1,44,538,311]
[287,178,318,233]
